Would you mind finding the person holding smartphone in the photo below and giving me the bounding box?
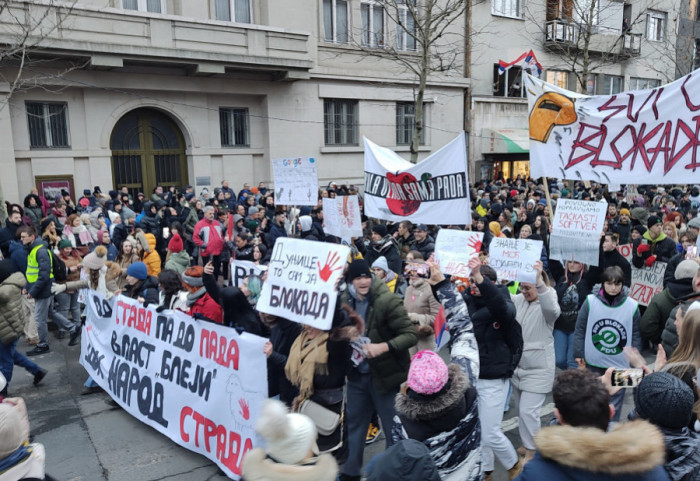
[403,259,441,355]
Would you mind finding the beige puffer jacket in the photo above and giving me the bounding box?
[0,272,26,345]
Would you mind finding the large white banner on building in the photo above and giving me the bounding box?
[363,133,471,225]
[550,198,607,266]
[434,229,483,278]
[257,238,350,330]
[323,196,363,240]
[526,72,700,184]
[271,157,318,206]
[82,292,268,480]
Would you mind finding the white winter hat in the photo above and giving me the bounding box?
[255,399,317,464]
[371,256,389,273]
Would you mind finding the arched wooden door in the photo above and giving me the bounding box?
[111,108,188,198]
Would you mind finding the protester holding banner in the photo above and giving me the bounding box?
[574,266,642,420]
[122,261,159,306]
[632,216,677,269]
[510,260,560,463]
[462,258,522,479]
[339,259,416,481]
[553,261,592,370]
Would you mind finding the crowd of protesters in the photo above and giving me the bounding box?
[2,176,700,480]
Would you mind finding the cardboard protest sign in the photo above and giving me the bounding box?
[526,72,700,184]
[271,157,318,206]
[82,293,268,480]
[550,199,607,266]
[230,260,264,287]
[257,238,350,330]
[323,196,362,240]
[434,229,483,277]
[364,133,471,225]
[488,237,543,283]
[629,262,667,306]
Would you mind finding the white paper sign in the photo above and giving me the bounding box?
[230,260,264,287]
[616,243,633,262]
[489,237,543,283]
[271,157,318,206]
[257,238,350,330]
[363,133,471,225]
[550,199,607,266]
[434,229,484,277]
[82,292,268,480]
[526,72,700,184]
[323,196,362,240]
[629,262,667,306]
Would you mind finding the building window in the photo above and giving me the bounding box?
[492,0,522,18]
[219,108,250,147]
[323,0,349,43]
[546,70,568,89]
[214,0,251,23]
[493,65,524,98]
[602,75,623,95]
[397,0,417,51]
[646,11,666,42]
[26,102,70,149]
[629,77,661,91]
[396,102,426,145]
[324,99,358,145]
[574,74,596,95]
[361,1,384,47]
[122,0,164,13]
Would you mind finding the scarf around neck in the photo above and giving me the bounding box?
[285,331,330,406]
[186,287,207,307]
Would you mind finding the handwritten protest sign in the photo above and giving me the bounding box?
[230,260,264,287]
[629,262,667,306]
[526,72,700,184]
[272,157,318,206]
[434,229,483,277]
[617,244,633,262]
[489,237,543,283]
[257,238,350,330]
[323,196,362,240]
[550,199,607,266]
[82,292,268,480]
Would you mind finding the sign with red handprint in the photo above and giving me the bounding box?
[323,195,362,240]
[434,229,484,278]
[257,238,350,330]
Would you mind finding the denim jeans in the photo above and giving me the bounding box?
[34,295,76,346]
[55,291,81,324]
[0,339,41,387]
[553,329,577,370]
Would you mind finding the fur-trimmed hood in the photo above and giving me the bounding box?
[395,363,468,421]
[328,305,364,342]
[242,448,338,481]
[535,420,666,475]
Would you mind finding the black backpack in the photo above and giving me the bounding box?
[49,250,68,282]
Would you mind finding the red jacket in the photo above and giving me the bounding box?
[188,292,223,324]
[193,218,224,257]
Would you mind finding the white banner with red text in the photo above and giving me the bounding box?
[434,229,484,278]
[526,72,700,184]
[257,238,350,330]
[363,133,471,225]
[629,262,667,306]
[81,292,268,480]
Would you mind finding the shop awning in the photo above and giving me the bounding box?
[482,128,529,154]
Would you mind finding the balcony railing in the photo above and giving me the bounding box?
[545,20,578,44]
[622,32,642,56]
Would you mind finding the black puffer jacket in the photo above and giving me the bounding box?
[124,276,160,305]
[364,235,402,274]
[267,318,302,405]
[462,278,522,379]
[554,271,592,334]
[409,235,436,260]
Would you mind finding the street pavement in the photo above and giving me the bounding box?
[9,333,646,481]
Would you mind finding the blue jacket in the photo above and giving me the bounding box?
[516,421,670,481]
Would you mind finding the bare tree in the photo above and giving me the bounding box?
[353,0,469,162]
[0,0,80,110]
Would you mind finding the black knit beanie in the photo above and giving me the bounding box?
[346,259,371,282]
[634,372,694,429]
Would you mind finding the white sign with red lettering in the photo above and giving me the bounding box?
[617,244,633,262]
[629,262,667,307]
[323,195,363,240]
[434,229,484,277]
[550,199,607,266]
[257,238,350,330]
[82,292,268,480]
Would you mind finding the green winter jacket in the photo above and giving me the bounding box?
[165,251,191,275]
[0,272,27,345]
[343,277,417,393]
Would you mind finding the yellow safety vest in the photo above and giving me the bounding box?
[26,245,53,283]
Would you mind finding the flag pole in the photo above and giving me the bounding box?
[542,177,554,224]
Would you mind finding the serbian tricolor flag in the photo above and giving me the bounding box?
[498,50,543,77]
[434,305,447,349]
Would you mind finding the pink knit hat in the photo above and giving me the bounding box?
[407,350,448,395]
